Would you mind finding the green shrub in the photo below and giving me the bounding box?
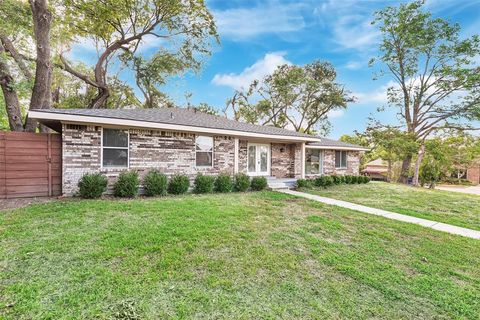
[168,174,190,195]
[344,175,353,184]
[114,171,139,198]
[362,176,371,183]
[214,173,233,193]
[194,174,215,194]
[234,173,250,192]
[324,175,334,187]
[332,175,343,184]
[251,176,268,191]
[296,179,312,189]
[143,170,168,196]
[314,176,325,187]
[78,173,108,199]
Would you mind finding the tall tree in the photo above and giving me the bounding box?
[0,0,54,131]
[371,0,480,185]
[225,61,354,135]
[60,0,218,109]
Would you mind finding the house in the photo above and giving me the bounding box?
[28,108,368,195]
[362,158,389,181]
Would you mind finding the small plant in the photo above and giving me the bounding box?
[234,173,250,192]
[332,175,343,185]
[114,171,139,198]
[362,176,371,183]
[194,173,215,194]
[78,173,108,199]
[296,179,312,189]
[344,175,353,184]
[250,176,268,191]
[324,175,334,187]
[143,170,168,196]
[168,174,190,195]
[214,173,233,193]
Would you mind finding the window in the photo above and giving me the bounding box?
[102,128,129,167]
[335,150,348,168]
[196,135,213,167]
[305,149,323,175]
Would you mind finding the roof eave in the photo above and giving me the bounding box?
[28,110,321,143]
[305,144,370,151]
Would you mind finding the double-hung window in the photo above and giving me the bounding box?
[305,149,323,175]
[196,135,213,167]
[102,128,129,168]
[335,150,348,168]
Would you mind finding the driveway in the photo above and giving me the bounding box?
[436,185,480,195]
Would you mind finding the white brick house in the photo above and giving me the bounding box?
[29,108,368,195]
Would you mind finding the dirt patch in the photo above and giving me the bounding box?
[0,197,57,211]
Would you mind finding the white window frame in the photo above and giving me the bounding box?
[305,149,323,176]
[335,150,348,169]
[195,135,214,168]
[247,143,271,176]
[101,127,130,169]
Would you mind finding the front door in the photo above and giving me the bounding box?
[247,143,270,176]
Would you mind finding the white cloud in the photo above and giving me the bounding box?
[354,81,393,105]
[212,2,306,40]
[327,109,345,118]
[212,52,291,90]
[344,60,363,70]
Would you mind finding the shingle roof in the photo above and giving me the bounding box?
[306,138,368,150]
[35,108,317,139]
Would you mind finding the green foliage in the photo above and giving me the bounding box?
[114,171,139,198]
[226,61,354,135]
[250,177,268,191]
[296,179,312,189]
[344,175,353,184]
[168,174,190,195]
[332,175,343,184]
[314,176,333,188]
[214,173,233,193]
[77,173,108,199]
[234,173,250,192]
[193,174,215,194]
[143,170,168,197]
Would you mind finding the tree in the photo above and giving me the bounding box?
[371,0,480,185]
[225,61,354,135]
[60,0,218,109]
[0,0,54,131]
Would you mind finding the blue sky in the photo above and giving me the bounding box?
[71,0,480,139]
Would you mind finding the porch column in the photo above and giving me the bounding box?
[234,138,239,174]
[301,142,305,179]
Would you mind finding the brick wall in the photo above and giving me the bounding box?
[271,143,295,178]
[321,150,360,175]
[62,125,235,195]
[467,166,480,184]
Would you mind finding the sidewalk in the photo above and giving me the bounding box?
[278,189,480,240]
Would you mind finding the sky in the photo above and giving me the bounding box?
[70,0,480,139]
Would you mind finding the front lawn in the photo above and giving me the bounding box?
[304,182,480,231]
[1,192,480,319]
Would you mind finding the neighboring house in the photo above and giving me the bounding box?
[466,163,480,184]
[362,158,389,181]
[29,108,368,195]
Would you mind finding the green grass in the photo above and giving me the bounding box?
[1,192,480,319]
[303,182,480,231]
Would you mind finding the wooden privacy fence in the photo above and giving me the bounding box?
[0,131,62,199]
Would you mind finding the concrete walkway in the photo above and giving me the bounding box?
[436,184,480,195]
[278,189,480,240]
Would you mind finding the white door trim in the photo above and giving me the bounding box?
[247,143,271,176]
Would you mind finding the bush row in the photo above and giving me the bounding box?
[78,171,267,199]
[296,175,370,189]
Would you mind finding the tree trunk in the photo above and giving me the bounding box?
[25,0,53,132]
[88,87,110,109]
[0,43,24,131]
[412,144,426,186]
[399,154,412,184]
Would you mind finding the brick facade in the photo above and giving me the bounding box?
[61,124,361,195]
[317,150,360,176]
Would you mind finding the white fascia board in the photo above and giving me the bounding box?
[29,110,321,143]
[305,145,370,151]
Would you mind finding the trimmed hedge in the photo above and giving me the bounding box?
[250,176,268,191]
[78,173,108,199]
[214,173,233,193]
[168,174,190,195]
[234,173,250,192]
[143,170,168,196]
[194,174,215,194]
[296,179,312,189]
[114,171,139,198]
